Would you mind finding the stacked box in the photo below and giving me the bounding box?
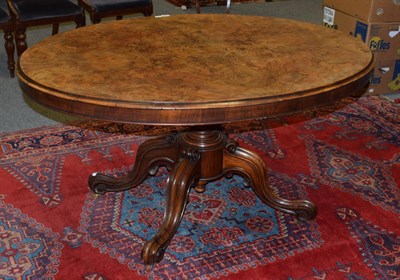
[323,0,400,22]
[323,0,400,94]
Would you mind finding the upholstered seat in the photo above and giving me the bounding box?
[6,0,85,56]
[78,0,153,24]
[11,0,85,20]
[0,6,15,77]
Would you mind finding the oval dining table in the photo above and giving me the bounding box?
[17,14,374,265]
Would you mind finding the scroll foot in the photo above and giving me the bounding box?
[89,134,178,194]
[142,156,200,264]
[223,140,317,220]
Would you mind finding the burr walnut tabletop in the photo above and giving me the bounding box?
[17,14,374,265]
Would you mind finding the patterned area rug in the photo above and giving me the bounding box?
[0,96,399,279]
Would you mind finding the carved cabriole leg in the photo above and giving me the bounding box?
[141,129,226,264]
[89,129,316,265]
[4,31,15,78]
[89,134,179,194]
[223,139,317,220]
[142,155,201,264]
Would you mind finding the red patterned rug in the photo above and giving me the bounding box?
[0,96,399,279]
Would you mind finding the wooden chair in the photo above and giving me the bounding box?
[5,0,85,56]
[77,0,153,24]
[0,6,15,77]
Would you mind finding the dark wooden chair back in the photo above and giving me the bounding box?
[6,0,85,56]
[77,0,153,24]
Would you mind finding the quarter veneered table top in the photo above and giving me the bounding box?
[18,14,374,125]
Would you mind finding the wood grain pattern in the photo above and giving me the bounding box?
[17,14,373,125]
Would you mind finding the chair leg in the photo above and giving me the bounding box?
[144,5,154,17]
[52,23,60,35]
[4,31,15,78]
[91,12,101,24]
[76,14,86,27]
[196,0,201,13]
[15,30,27,56]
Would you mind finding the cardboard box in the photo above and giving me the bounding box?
[323,8,400,94]
[368,58,400,94]
[323,0,400,23]
[323,8,400,55]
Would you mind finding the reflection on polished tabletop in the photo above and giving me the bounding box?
[17,14,374,265]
